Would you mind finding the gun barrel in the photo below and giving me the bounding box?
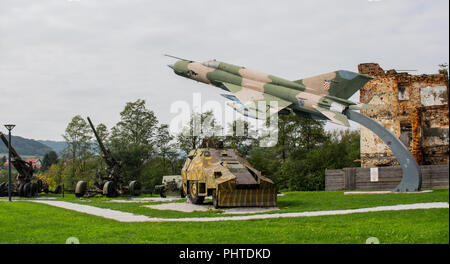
[0,132,21,159]
[87,117,109,156]
[86,117,122,183]
[0,132,34,180]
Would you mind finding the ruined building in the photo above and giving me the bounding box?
[358,63,449,168]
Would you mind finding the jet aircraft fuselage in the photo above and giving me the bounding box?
[169,58,372,126]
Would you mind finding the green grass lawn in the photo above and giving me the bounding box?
[0,189,448,244]
[28,188,449,219]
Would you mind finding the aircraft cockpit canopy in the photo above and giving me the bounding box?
[202,59,220,68]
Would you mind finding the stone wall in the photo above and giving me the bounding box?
[357,63,449,167]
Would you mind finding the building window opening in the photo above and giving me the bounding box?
[400,122,412,147]
[398,85,409,101]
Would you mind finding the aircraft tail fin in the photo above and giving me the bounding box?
[294,70,372,99]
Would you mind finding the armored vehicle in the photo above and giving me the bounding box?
[0,132,49,197]
[75,117,141,197]
[182,139,277,208]
[154,175,185,198]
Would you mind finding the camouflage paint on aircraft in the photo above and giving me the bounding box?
[168,56,373,127]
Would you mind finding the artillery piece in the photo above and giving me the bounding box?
[154,175,185,198]
[74,117,141,197]
[0,132,48,197]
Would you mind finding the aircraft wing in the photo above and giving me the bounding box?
[220,94,240,102]
[220,82,292,118]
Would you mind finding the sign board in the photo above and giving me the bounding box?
[370,168,379,182]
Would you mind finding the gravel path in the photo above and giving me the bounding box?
[224,207,280,214]
[30,200,449,223]
[145,202,280,214]
[344,190,434,195]
[145,202,215,212]
[108,197,184,203]
[32,200,151,222]
[0,196,56,201]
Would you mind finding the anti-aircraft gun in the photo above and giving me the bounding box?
[0,132,48,197]
[74,117,141,197]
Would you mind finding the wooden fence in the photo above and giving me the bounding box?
[325,165,449,191]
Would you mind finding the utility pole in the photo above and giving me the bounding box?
[4,124,16,202]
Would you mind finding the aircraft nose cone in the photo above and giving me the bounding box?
[167,64,174,69]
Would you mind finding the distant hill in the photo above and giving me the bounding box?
[38,140,67,154]
[0,135,54,157]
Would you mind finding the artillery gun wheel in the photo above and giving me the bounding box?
[53,185,61,194]
[31,183,38,197]
[0,182,6,196]
[75,181,88,197]
[188,181,204,205]
[37,180,43,193]
[2,182,9,195]
[103,181,118,197]
[18,183,25,197]
[160,190,166,198]
[23,183,32,197]
[129,181,141,196]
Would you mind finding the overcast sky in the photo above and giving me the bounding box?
[0,0,448,141]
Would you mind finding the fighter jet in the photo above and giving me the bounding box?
[167,55,373,127]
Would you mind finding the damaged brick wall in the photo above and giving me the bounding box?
[421,105,449,164]
[358,63,449,167]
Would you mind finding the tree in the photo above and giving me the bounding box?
[42,151,58,171]
[176,111,222,155]
[276,129,361,191]
[93,123,109,151]
[111,99,158,147]
[62,115,93,160]
[110,99,159,188]
[326,129,361,169]
[43,163,64,190]
[155,124,177,170]
[62,115,93,187]
[223,119,258,157]
[278,114,328,158]
[246,113,330,190]
[166,151,184,175]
